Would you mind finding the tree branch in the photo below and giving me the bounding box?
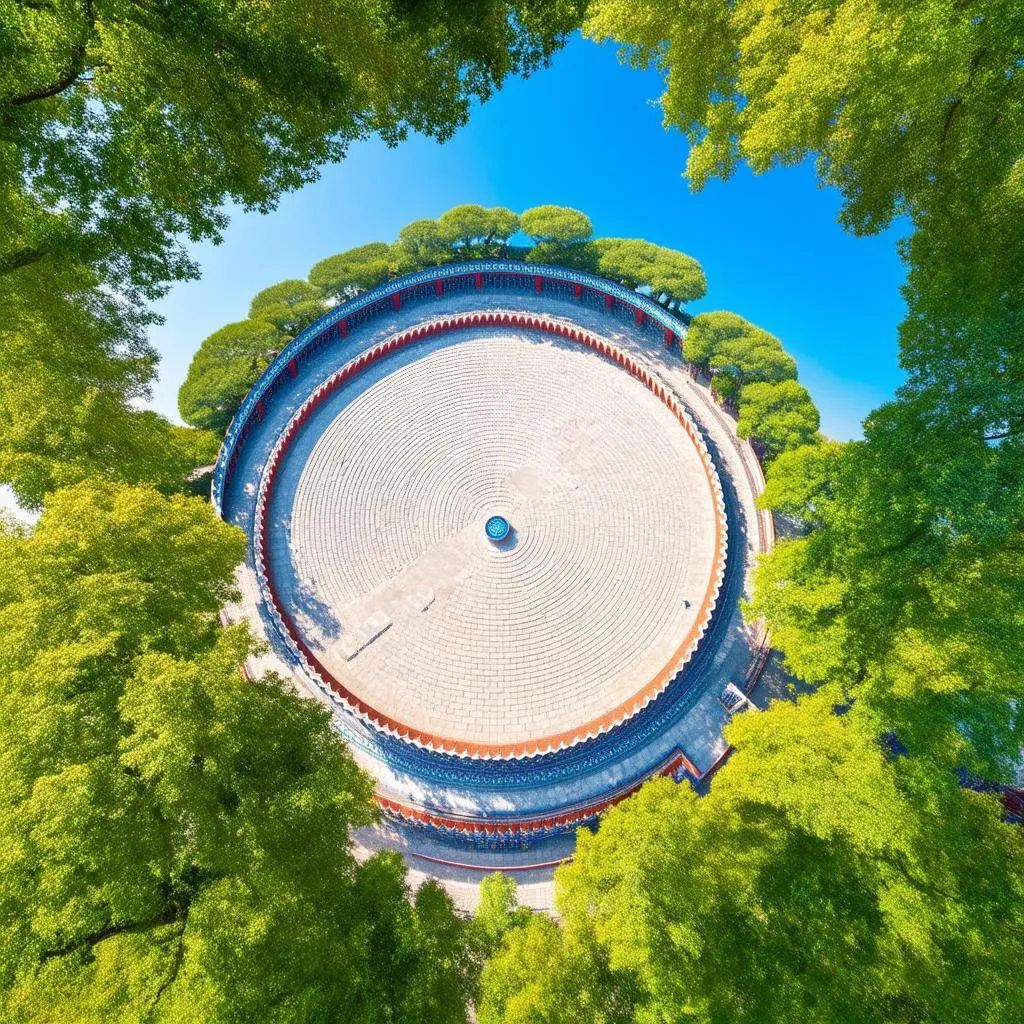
[8,0,96,108]
[0,247,50,276]
[147,916,189,1018]
[39,903,184,964]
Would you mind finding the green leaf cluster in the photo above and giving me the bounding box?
[593,237,707,306]
[177,320,284,434]
[0,480,476,1022]
[684,311,812,459]
[479,695,1024,1024]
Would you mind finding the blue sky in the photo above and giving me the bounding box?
[149,33,909,442]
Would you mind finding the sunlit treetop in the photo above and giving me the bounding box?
[519,205,594,245]
[0,0,587,297]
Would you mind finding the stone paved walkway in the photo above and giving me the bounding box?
[266,329,719,748]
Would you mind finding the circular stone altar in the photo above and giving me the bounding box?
[262,327,724,755]
[216,262,765,881]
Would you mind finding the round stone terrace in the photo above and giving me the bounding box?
[257,319,726,755]
[216,263,772,901]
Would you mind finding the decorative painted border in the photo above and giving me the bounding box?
[373,746,703,839]
[212,261,689,515]
[252,309,728,760]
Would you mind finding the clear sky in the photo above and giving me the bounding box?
[148,33,909,442]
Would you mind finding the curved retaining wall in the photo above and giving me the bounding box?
[216,263,773,849]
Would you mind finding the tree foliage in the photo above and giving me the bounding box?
[737,380,820,460]
[178,319,284,433]
[479,695,1024,1024]
[398,219,451,267]
[309,242,400,301]
[0,258,217,508]
[757,441,845,527]
[249,279,325,335]
[593,237,707,306]
[520,205,593,244]
[0,480,474,1022]
[686,312,795,382]
[436,205,520,255]
[1,0,585,299]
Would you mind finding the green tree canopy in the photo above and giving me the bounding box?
[398,219,451,267]
[686,313,797,396]
[178,319,284,434]
[1,0,585,300]
[684,311,760,371]
[437,205,520,254]
[480,694,1024,1024]
[0,258,217,508]
[737,380,820,460]
[438,205,497,250]
[248,279,324,336]
[757,440,845,528]
[520,205,593,245]
[309,242,399,300]
[487,207,521,250]
[0,480,475,1022]
[478,913,638,1024]
[593,237,707,306]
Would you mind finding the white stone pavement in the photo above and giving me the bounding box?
[269,330,720,748]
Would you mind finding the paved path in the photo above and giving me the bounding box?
[267,329,719,748]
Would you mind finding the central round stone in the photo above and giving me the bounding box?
[485,515,511,542]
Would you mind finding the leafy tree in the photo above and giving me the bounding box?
[0,259,217,508]
[593,237,706,306]
[472,875,532,960]
[398,219,451,267]
[436,205,519,255]
[757,440,845,528]
[711,333,796,386]
[487,207,521,252]
[737,380,820,460]
[438,205,497,251]
[709,370,740,406]
[684,311,760,372]
[520,205,593,245]
[478,914,639,1024]
[750,408,1024,782]
[309,242,398,300]
[0,480,474,1022]
[686,311,795,384]
[248,279,325,335]
[482,694,1024,1024]
[2,0,586,300]
[178,319,284,434]
[525,239,600,271]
